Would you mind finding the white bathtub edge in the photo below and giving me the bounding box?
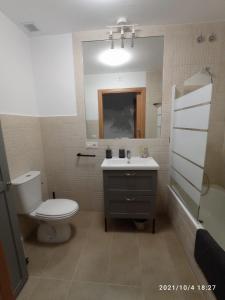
[168,185,203,230]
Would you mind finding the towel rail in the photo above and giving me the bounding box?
[76,153,96,157]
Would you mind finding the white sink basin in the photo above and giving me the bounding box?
[101,157,159,170]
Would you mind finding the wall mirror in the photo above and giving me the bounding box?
[82,36,164,139]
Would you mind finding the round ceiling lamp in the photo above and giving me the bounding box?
[98,48,131,66]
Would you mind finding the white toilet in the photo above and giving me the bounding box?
[12,171,79,243]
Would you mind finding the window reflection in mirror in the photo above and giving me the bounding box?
[82,36,164,139]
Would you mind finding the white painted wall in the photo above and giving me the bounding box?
[0,9,77,117]
[85,72,146,120]
[31,34,77,116]
[0,11,38,115]
[0,11,142,118]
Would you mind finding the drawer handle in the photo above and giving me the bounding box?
[125,172,136,176]
[125,197,136,201]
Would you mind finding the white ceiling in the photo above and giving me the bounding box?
[83,36,164,74]
[0,0,225,35]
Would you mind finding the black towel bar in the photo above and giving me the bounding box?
[77,153,96,157]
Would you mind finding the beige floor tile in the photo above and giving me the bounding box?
[162,230,199,284]
[107,232,141,286]
[105,285,144,300]
[143,288,186,300]
[20,214,204,300]
[139,222,204,300]
[73,230,112,282]
[25,241,55,276]
[67,281,107,300]
[67,282,144,300]
[17,276,40,300]
[26,278,70,300]
[143,287,205,300]
[183,290,205,300]
[41,229,87,280]
[139,232,181,288]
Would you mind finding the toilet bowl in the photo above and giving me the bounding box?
[30,198,79,243]
[12,171,79,243]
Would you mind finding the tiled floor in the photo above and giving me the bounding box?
[18,212,205,300]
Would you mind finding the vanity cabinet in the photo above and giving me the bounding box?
[103,170,157,232]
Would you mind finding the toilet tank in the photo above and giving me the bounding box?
[12,171,42,214]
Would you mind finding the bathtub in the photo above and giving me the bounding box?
[168,185,219,300]
[168,185,202,230]
[168,184,225,250]
[199,184,225,250]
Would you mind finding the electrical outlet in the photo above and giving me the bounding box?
[86,141,98,149]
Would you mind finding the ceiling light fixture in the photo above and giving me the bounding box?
[107,17,138,49]
[131,25,135,48]
[121,27,125,48]
[109,29,114,49]
[98,48,131,66]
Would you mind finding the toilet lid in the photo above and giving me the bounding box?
[35,199,79,218]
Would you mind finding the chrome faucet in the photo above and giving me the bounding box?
[127,150,131,160]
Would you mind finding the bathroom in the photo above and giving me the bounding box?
[0,1,225,299]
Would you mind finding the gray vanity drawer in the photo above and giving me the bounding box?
[103,170,157,193]
[106,191,153,202]
[108,201,153,217]
[106,192,154,217]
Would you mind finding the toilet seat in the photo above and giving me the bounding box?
[30,199,79,220]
